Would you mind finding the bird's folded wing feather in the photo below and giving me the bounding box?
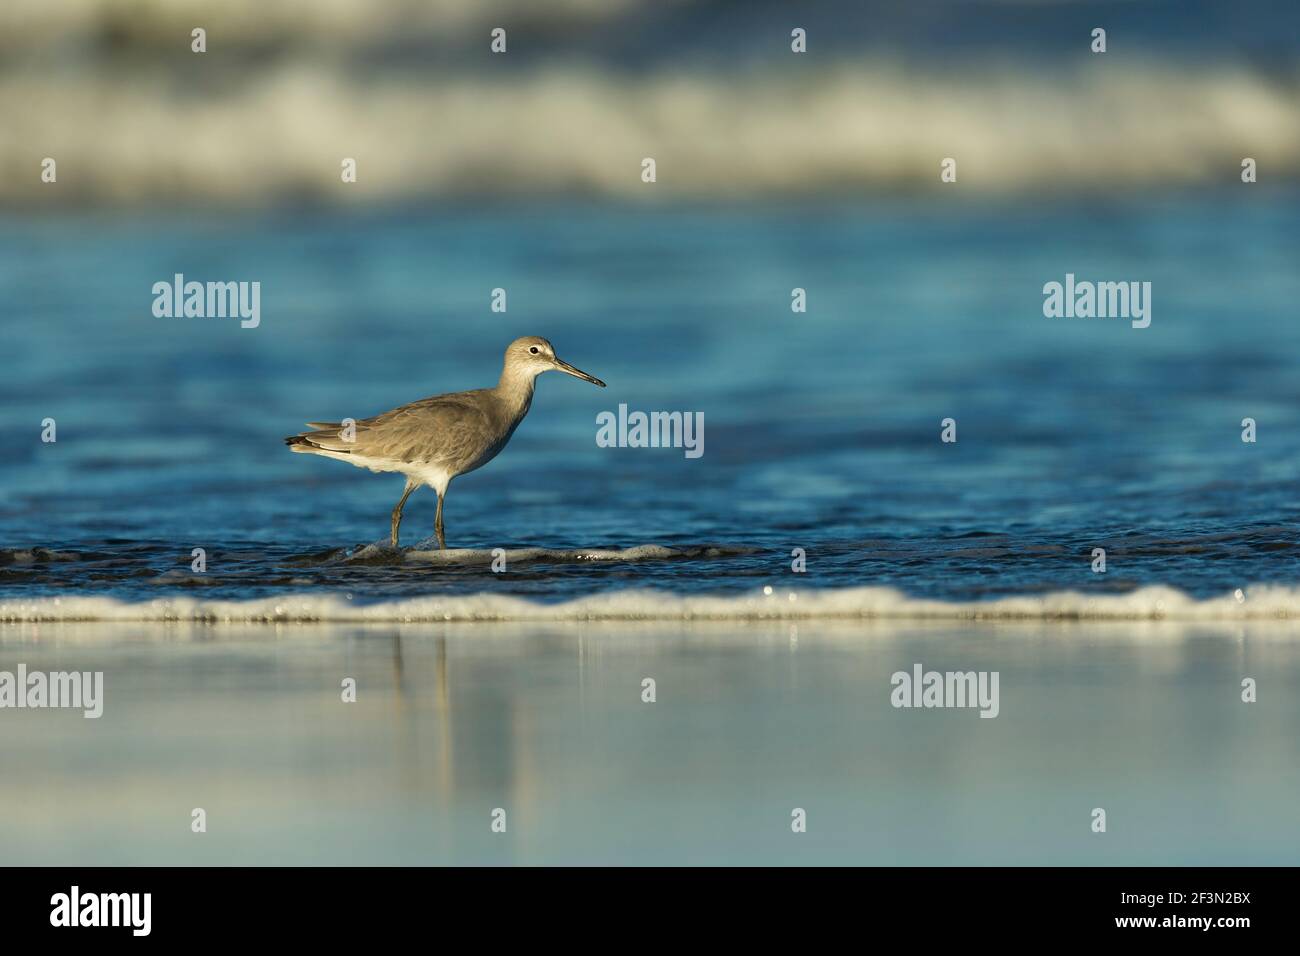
[296,392,499,466]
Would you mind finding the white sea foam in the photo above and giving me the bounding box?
[3,585,1299,624]
[4,62,1296,204]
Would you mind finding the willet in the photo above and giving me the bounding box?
[285,336,605,549]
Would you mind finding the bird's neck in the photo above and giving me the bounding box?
[495,366,537,417]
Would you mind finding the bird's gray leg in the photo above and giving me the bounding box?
[434,492,446,550]
[391,478,418,548]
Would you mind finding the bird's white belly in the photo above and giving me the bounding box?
[413,465,453,497]
[322,451,451,495]
[314,432,509,498]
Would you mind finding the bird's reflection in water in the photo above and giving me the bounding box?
[434,633,453,804]
[384,626,581,860]
[384,628,468,856]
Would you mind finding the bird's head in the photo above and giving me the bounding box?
[505,336,605,387]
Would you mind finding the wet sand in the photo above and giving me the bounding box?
[2,618,1297,865]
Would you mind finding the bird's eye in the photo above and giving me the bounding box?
[529,346,539,354]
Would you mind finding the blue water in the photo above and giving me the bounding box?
[3,192,1299,602]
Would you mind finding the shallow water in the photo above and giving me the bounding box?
[2,619,1296,865]
[4,194,1299,606]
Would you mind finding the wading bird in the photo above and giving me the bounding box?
[285,336,605,549]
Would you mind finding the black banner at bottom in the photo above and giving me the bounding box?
[0,866,1281,942]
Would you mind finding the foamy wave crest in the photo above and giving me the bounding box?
[4,585,1300,624]
[4,61,1297,204]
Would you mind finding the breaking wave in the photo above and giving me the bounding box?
[4,61,1297,205]
[4,584,1300,624]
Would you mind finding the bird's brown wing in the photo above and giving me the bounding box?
[287,390,501,470]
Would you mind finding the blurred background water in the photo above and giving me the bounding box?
[3,0,1299,205]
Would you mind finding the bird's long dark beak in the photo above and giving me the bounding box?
[553,357,606,387]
